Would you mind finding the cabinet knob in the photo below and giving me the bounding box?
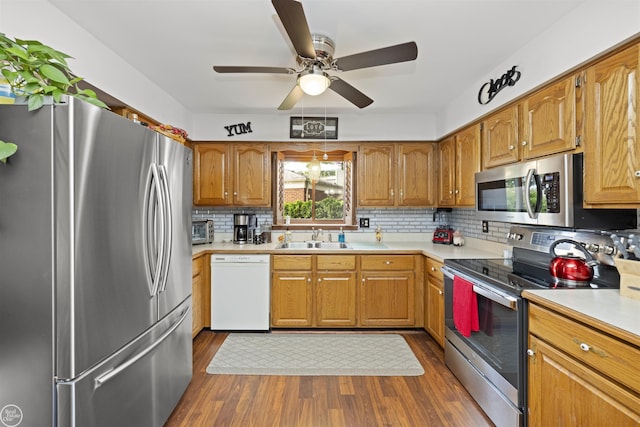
[449,190,453,194]
[454,189,459,194]
[362,278,366,283]
[233,191,237,196]
[579,342,591,352]
[527,349,535,357]
[431,267,436,271]
[635,171,640,177]
[384,261,393,265]
[224,191,228,196]
[317,278,322,283]
[521,140,528,146]
[509,145,515,150]
[390,189,394,197]
[438,290,443,295]
[307,278,311,283]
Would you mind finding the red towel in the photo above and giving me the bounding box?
[453,276,479,337]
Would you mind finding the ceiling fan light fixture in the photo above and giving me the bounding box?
[298,68,330,96]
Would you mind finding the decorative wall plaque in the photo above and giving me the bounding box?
[290,116,338,139]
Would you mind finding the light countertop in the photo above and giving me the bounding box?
[523,289,640,347]
[192,236,507,262]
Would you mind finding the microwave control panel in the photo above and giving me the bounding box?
[540,172,560,213]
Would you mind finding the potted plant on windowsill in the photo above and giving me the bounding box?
[0,32,107,163]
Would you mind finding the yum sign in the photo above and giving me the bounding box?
[478,65,521,105]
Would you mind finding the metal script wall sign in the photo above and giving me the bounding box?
[225,122,252,137]
[290,116,338,139]
[478,65,521,105]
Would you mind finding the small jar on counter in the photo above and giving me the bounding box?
[453,229,465,246]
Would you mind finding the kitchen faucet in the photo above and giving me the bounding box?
[311,227,323,241]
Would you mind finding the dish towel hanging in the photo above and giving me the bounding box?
[453,276,479,337]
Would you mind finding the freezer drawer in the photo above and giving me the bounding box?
[56,297,192,427]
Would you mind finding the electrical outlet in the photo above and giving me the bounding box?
[482,220,489,233]
[359,218,370,228]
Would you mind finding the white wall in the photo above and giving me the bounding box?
[0,0,192,130]
[190,111,437,141]
[437,0,640,136]
[2,1,638,140]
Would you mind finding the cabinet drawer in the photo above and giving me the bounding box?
[192,256,203,278]
[272,255,313,270]
[426,258,444,281]
[529,304,640,393]
[317,255,356,271]
[360,255,414,270]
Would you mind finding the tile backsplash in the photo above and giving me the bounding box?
[192,207,511,244]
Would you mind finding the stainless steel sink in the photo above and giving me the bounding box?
[275,241,352,249]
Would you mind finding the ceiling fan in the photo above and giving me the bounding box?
[213,0,418,110]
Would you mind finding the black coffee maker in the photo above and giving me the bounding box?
[233,213,256,244]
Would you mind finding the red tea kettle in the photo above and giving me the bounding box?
[549,239,595,287]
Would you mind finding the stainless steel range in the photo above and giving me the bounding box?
[441,225,623,427]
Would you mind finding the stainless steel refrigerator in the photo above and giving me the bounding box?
[0,97,192,426]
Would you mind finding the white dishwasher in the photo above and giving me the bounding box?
[210,254,270,330]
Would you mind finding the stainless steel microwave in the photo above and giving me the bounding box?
[192,219,214,244]
[475,153,637,229]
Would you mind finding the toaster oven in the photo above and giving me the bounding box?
[192,220,214,245]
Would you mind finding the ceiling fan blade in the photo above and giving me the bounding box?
[329,77,373,109]
[213,66,295,74]
[333,41,418,71]
[271,0,316,59]
[278,85,304,110]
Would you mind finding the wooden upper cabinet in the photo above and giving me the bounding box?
[455,124,481,206]
[193,142,270,207]
[584,43,640,205]
[357,144,395,207]
[232,143,271,206]
[193,143,230,206]
[358,142,436,207]
[438,124,480,207]
[482,105,520,169]
[521,75,578,160]
[398,143,437,206]
[437,136,456,206]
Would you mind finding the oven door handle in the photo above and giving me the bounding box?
[441,266,518,310]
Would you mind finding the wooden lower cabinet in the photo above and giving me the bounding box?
[359,255,416,327]
[271,254,356,327]
[191,254,210,338]
[527,303,640,426]
[425,258,444,347]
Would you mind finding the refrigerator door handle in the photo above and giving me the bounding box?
[93,305,190,389]
[142,163,165,297]
[157,164,173,294]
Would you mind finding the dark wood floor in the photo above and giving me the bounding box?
[164,330,494,427]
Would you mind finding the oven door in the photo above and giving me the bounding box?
[442,266,525,427]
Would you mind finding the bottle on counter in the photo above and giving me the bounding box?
[375,226,382,242]
[338,227,345,243]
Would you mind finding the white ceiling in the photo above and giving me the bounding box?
[49,0,585,116]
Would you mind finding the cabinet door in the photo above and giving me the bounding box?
[271,271,312,327]
[316,272,357,326]
[398,143,436,206]
[232,143,271,206]
[482,105,520,169]
[528,336,640,427]
[193,144,229,206]
[425,258,444,347]
[584,44,640,205]
[455,124,481,206]
[358,144,395,207]
[437,136,456,206]
[522,75,577,160]
[359,271,415,326]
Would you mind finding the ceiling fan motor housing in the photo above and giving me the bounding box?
[310,34,335,63]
